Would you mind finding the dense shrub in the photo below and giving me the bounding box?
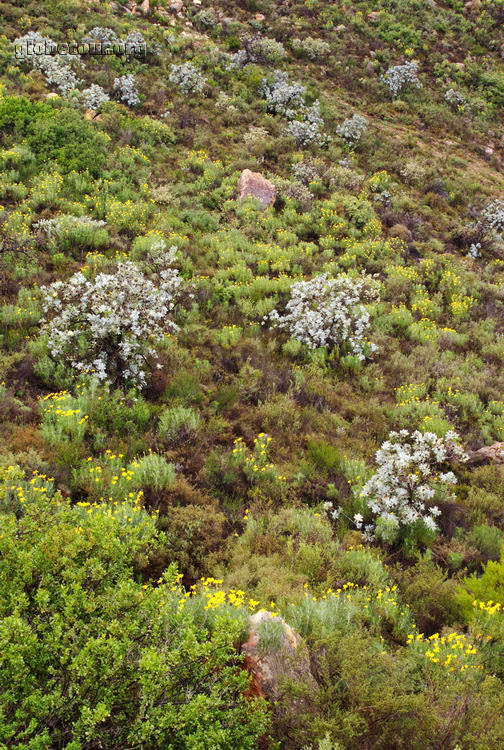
[361,430,467,541]
[169,63,206,94]
[26,109,110,175]
[267,273,380,360]
[0,489,270,749]
[39,256,181,388]
[113,74,140,107]
[336,114,368,147]
[381,62,422,98]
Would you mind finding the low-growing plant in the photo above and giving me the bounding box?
[158,405,201,441]
[291,37,331,61]
[35,214,108,255]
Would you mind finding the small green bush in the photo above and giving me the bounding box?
[159,405,201,440]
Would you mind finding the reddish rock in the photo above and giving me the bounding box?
[238,169,276,209]
[242,610,318,703]
[468,442,504,466]
[84,109,97,120]
[140,0,150,14]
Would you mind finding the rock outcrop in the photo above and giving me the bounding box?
[238,169,276,209]
[242,610,318,704]
[467,442,504,466]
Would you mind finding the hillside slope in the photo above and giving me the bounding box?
[0,0,504,748]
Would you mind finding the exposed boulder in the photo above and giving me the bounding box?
[238,169,276,209]
[242,610,318,705]
[467,442,504,466]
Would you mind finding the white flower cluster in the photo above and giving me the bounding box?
[168,63,206,94]
[291,160,321,184]
[82,27,120,46]
[259,71,306,118]
[361,429,467,533]
[381,62,422,98]
[80,83,110,110]
[480,199,504,239]
[467,242,481,259]
[260,71,328,148]
[336,114,368,146]
[244,36,287,64]
[266,272,380,359]
[40,255,181,388]
[113,74,140,106]
[13,32,82,95]
[444,88,466,109]
[285,101,328,147]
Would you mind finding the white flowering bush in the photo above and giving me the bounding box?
[259,71,306,118]
[266,273,380,359]
[291,160,321,185]
[82,27,147,59]
[113,74,140,106]
[82,27,120,46]
[336,114,368,147]
[80,84,110,110]
[13,32,82,95]
[40,255,181,387]
[225,37,287,70]
[360,429,467,540]
[444,88,466,109]
[169,63,206,94]
[244,36,287,64]
[480,199,504,240]
[285,101,328,148]
[381,62,422,98]
[260,72,328,148]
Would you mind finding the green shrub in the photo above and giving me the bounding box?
[131,453,176,492]
[158,405,201,440]
[0,490,270,749]
[457,549,504,620]
[468,525,504,562]
[26,108,110,176]
[0,95,53,139]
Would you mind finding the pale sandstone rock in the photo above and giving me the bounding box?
[238,169,276,209]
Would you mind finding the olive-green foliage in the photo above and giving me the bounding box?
[154,503,228,582]
[1,0,504,744]
[395,556,464,634]
[0,489,270,749]
[29,108,109,176]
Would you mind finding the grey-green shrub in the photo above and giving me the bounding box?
[131,453,176,492]
[159,405,201,440]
